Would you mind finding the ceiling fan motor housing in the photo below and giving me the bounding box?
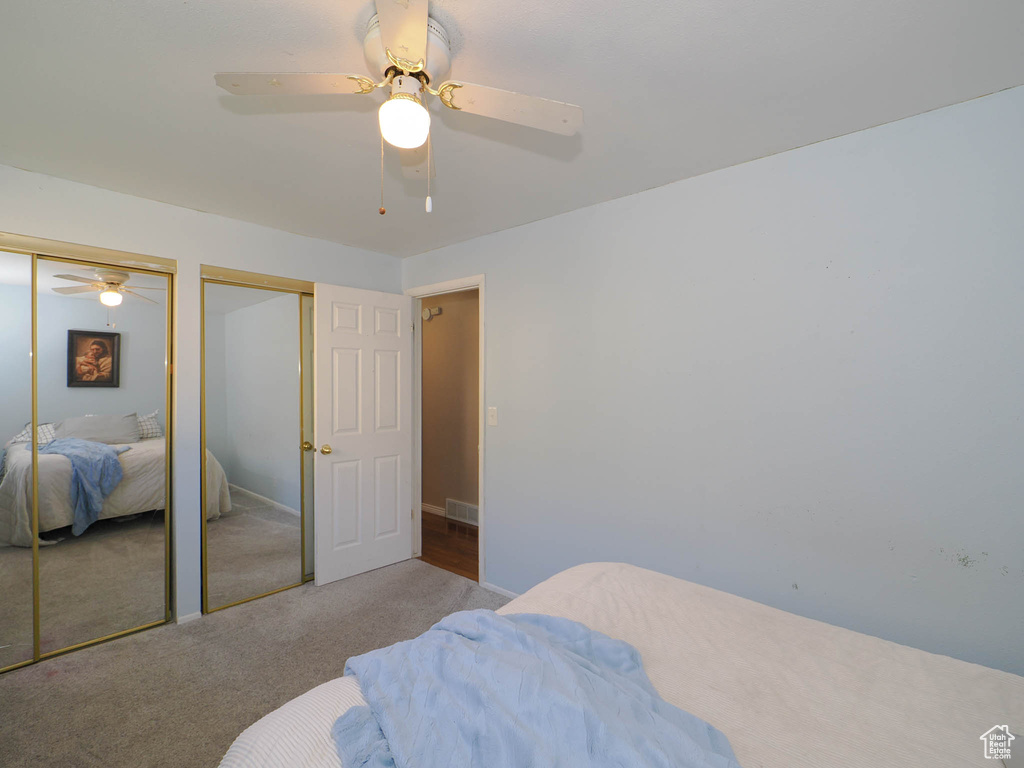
[363,14,451,84]
[390,74,424,100]
[94,269,130,284]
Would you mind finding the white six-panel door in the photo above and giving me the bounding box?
[313,283,412,585]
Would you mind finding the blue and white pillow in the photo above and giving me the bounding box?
[9,422,56,445]
[137,410,164,440]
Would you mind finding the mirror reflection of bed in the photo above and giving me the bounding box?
[202,280,307,610]
[24,424,225,654]
[3,422,171,655]
[1,415,229,657]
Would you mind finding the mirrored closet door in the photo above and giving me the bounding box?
[0,245,173,672]
[0,249,35,670]
[36,257,171,653]
[201,274,313,611]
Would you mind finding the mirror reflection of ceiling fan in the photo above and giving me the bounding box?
[53,270,165,306]
[214,0,583,211]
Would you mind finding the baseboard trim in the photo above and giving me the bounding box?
[422,504,446,517]
[229,484,300,517]
[176,611,201,625]
[481,582,519,600]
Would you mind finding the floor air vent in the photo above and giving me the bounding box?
[445,498,479,526]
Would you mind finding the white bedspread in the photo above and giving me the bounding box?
[220,562,1024,768]
[0,438,230,546]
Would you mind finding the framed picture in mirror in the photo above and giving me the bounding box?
[67,330,121,387]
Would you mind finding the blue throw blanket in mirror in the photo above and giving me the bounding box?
[33,438,130,535]
[333,609,742,768]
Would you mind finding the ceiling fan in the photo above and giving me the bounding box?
[52,270,164,306]
[214,0,583,210]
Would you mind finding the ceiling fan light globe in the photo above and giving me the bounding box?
[379,96,430,149]
[100,289,123,307]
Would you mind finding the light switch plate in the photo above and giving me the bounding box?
[487,406,498,426]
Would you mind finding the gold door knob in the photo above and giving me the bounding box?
[301,441,314,452]
[320,444,333,455]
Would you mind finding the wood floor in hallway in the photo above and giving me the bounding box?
[419,511,479,581]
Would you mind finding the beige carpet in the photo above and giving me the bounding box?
[0,559,508,768]
[206,485,303,609]
[1,487,304,668]
[0,511,166,667]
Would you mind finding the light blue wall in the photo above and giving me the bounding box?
[219,293,302,511]
[0,284,167,441]
[0,277,32,443]
[403,86,1024,674]
[36,293,167,426]
[203,311,229,467]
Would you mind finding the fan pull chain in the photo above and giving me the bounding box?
[379,134,386,215]
[425,134,433,214]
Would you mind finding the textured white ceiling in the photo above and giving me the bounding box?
[1,1,1022,257]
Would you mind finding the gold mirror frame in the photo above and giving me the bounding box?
[0,232,176,674]
[199,266,314,614]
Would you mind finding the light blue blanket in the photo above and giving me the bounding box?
[34,438,130,535]
[333,609,742,768]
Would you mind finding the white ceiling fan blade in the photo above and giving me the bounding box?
[53,285,100,295]
[374,0,428,69]
[436,81,583,136]
[54,274,100,284]
[122,288,158,305]
[122,285,166,291]
[214,73,378,96]
[400,142,435,180]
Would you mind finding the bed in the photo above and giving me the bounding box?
[0,436,230,547]
[220,562,1024,768]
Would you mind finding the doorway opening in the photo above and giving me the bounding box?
[415,288,480,581]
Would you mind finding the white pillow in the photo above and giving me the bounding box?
[137,410,164,440]
[54,414,141,444]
